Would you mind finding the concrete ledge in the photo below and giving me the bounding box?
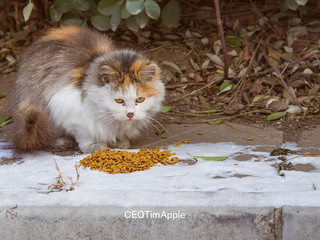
[1,206,320,239]
[283,207,320,240]
[0,206,277,240]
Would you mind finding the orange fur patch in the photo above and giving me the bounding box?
[131,60,160,83]
[137,81,160,97]
[72,66,86,87]
[41,26,114,56]
[123,74,130,88]
[40,26,81,41]
[94,39,114,54]
[131,60,149,79]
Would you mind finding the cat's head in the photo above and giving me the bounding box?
[86,49,165,122]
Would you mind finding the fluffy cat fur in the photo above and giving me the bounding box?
[10,26,165,153]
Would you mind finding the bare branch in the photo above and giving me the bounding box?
[213,0,229,80]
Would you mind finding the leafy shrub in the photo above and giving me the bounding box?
[23,0,181,31]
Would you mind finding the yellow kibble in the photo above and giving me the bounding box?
[162,136,168,139]
[198,132,203,135]
[183,139,190,144]
[79,147,179,174]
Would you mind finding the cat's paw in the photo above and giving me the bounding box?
[117,140,130,149]
[82,143,108,153]
[52,136,76,150]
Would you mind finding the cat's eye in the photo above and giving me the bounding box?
[115,98,124,104]
[136,97,145,103]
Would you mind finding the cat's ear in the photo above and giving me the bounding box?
[99,66,119,83]
[140,63,160,82]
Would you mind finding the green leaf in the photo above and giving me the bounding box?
[161,0,180,27]
[161,106,172,113]
[0,94,6,98]
[252,95,263,103]
[126,0,145,15]
[23,1,34,21]
[145,0,160,20]
[198,109,217,114]
[285,0,300,10]
[0,116,10,123]
[98,0,122,16]
[287,105,307,114]
[189,59,201,71]
[73,0,90,11]
[86,0,98,13]
[0,116,11,127]
[206,53,224,67]
[226,37,242,47]
[90,14,110,31]
[160,61,182,75]
[266,111,287,121]
[207,120,222,125]
[110,5,121,31]
[125,15,140,32]
[61,17,87,27]
[155,128,166,135]
[298,5,308,15]
[120,2,131,19]
[135,10,149,29]
[219,81,232,91]
[53,0,69,13]
[217,84,232,95]
[295,0,308,5]
[283,86,296,104]
[66,0,87,18]
[187,153,228,161]
[50,7,62,22]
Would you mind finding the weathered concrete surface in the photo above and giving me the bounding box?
[0,206,276,240]
[299,127,320,154]
[282,207,320,240]
[2,206,320,240]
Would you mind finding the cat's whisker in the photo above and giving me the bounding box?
[144,118,161,133]
[113,119,121,128]
[144,117,171,136]
[97,115,112,125]
[148,116,171,135]
[97,115,118,128]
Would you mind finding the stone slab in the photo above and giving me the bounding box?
[0,206,276,240]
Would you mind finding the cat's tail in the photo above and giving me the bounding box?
[11,103,52,151]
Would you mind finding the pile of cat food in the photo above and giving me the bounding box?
[80,147,179,174]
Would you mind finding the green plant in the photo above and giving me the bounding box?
[23,0,181,31]
[284,0,309,14]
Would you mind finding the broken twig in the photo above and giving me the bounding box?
[170,79,219,103]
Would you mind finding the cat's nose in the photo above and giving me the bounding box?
[127,112,134,119]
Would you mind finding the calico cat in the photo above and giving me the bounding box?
[10,26,165,153]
